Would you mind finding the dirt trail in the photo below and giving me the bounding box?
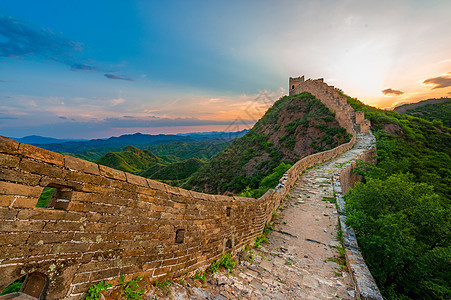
[150,133,375,299]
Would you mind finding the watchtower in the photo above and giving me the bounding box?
[289,76,304,95]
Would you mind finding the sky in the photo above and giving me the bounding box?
[0,0,450,139]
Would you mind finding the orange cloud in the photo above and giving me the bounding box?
[423,74,451,89]
[382,88,404,96]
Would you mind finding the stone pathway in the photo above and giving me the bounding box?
[149,133,375,299]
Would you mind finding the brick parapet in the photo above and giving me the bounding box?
[333,132,383,300]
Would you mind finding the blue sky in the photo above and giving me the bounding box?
[1,0,450,139]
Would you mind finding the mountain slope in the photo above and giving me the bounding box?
[146,158,204,181]
[402,99,450,127]
[96,146,163,173]
[344,94,450,299]
[184,92,352,195]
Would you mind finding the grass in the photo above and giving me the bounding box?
[192,271,205,283]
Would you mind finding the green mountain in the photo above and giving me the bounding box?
[343,95,450,299]
[183,92,352,195]
[96,146,164,173]
[146,158,204,181]
[143,140,231,162]
[34,130,247,162]
[401,98,450,127]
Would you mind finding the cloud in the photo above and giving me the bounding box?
[0,80,6,83]
[70,63,100,72]
[423,74,451,89]
[58,116,67,120]
[0,14,81,61]
[104,74,135,81]
[381,88,404,96]
[0,15,133,80]
[102,116,249,128]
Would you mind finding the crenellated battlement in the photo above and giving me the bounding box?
[289,76,371,134]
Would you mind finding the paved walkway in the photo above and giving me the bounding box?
[151,133,375,299]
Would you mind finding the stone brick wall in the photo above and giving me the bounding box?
[333,133,383,300]
[0,77,369,298]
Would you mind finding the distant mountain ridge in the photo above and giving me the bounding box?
[393,97,449,113]
[11,135,87,144]
[394,98,450,128]
[21,130,248,161]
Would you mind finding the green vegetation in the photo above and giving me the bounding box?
[0,276,25,295]
[343,95,451,299]
[36,186,55,207]
[254,223,273,248]
[146,158,204,182]
[192,271,205,283]
[238,162,292,198]
[119,275,145,300]
[86,280,112,300]
[154,278,172,289]
[209,253,236,273]
[185,92,351,195]
[400,99,450,127]
[97,146,161,174]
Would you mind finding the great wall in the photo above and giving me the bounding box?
[0,77,381,299]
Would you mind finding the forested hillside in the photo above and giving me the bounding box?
[402,99,450,127]
[344,96,450,299]
[184,92,352,195]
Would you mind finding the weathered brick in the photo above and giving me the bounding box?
[0,220,45,232]
[0,195,15,207]
[39,176,83,191]
[90,267,120,281]
[17,208,82,221]
[138,193,157,203]
[0,207,19,219]
[114,188,138,200]
[52,242,90,254]
[66,202,85,212]
[72,272,91,284]
[12,197,38,208]
[0,181,43,197]
[83,222,115,233]
[65,155,100,175]
[99,165,126,181]
[165,185,180,195]
[0,233,30,246]
[19,158,66,178]
[0,136,19,154]
[28,232,74,244]
[147,178,166,191]
[82,183,114,194]
[0,244,52,259]
[110,179,138,192]
[18,143,64,166]
[136,185,156,196]
[66,170,109,185]
[126,172,148,187]
[89,241,120,252]
[43,221,84,232]
[0,153,20,167]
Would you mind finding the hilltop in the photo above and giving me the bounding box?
[394,98,451,127]
[184,92,352,195]
[393,97,449,113]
